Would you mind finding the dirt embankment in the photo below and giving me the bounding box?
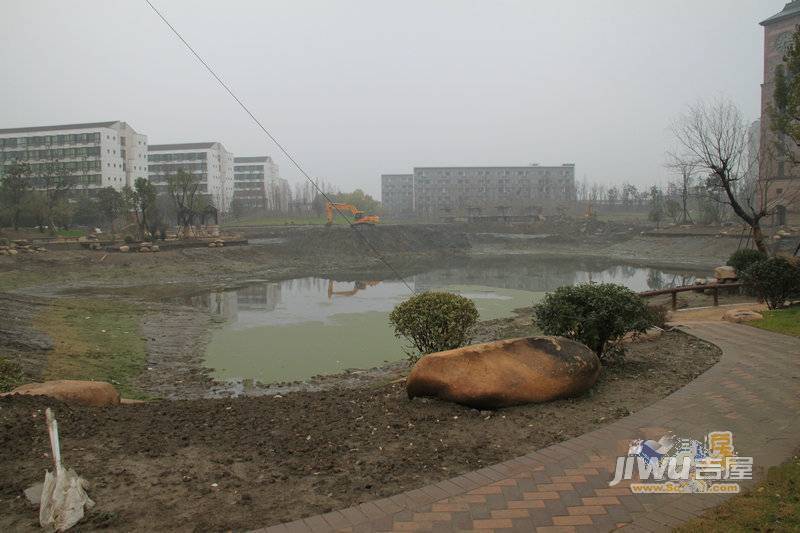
[0,294,52,389]
[248,224,470,256]
[0,331,720,533]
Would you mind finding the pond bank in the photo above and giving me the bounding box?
[0,330,720,532]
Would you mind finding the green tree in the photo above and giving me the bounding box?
[648,185,665,228]
[0,162,32,230]
[96,187,126,234]
[124,178,157,239]
[741,257,800,310]
[332,189,382,215]
[34,157,77,234]
[71,194,101,227]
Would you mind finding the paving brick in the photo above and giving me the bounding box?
[580,496,620,506]
[566,505,607,516]
[506,499,547,510]
[412,512,452,523]
[490,509,532,519]
[419,484,451,502]
[468,485,502,495]
[431,502,470,513]
[522,491,561,500]
[392,521,433,531]
[339,506,370,526]
[536,483,574,492]
[320,511,352,531]
[593,488,632,497]
[471,518,514,529]
[552,515,593,526]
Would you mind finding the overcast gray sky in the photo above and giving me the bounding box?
[0,1,785,197]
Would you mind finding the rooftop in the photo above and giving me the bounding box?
[413,164,575,170]
[761,1,800,26]
[148,142,218,151]
[0,121,120,134]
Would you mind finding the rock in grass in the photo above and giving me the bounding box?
[406,337,600,409]
[722,309,763,323]
[0,380,121,406]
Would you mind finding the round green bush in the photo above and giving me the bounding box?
[741,257,800,310]
[123,235,135,244]
[389,291,479,361]
[726,249,767,276]
[534,283,654,360]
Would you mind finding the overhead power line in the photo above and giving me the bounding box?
[143,0,415,293]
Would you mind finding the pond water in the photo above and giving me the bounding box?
[180,257,703,385]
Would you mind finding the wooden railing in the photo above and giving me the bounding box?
[639,282,743,310]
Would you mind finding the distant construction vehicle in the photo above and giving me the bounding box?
[325,202,380,226]
[327,279,380,299]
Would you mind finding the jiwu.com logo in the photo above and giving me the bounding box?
[609,431,752,494]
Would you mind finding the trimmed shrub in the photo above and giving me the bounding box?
[389,291,479,361]
[646,304,669,329]
[741,257,800,310]
[534,283,654,360]
[726,249,767,276]
[123,235,135,244]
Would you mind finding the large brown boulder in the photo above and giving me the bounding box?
[714,266,737,281]
[0,380,121,406]
[406,337,600,409]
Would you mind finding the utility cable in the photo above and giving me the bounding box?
[144,0,415,293]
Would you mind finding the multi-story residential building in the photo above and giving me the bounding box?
[382,164,576,218]
[233,156,289,211]
[147,142,234,213]
[380,174,414,216]
[0,121,148,191]
[760,1,800,225]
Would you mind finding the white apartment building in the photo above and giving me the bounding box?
[233,156,289,211]
[0,121,148,191]
[382,164,577,217]
[147,142,234,213]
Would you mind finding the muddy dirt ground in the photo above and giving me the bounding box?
[0,331,720,532]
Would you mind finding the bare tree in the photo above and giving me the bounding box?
[665,152,698,224]
[671,98,780,254]
[168,169,200,237]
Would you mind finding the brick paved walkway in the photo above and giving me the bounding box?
[255,322,800,533]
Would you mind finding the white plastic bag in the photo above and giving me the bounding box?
[39,408,94,532]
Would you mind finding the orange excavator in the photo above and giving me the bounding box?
[325,202,380,226]
[327,279,380,299]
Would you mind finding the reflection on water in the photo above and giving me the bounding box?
[182,257,702,385]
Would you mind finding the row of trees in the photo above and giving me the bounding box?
[0,164,219,239]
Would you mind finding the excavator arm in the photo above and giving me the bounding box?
[326,202,379,226]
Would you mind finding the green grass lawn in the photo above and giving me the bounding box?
[750,305,800,338]
[674,453,800,532]
[35,299,150,399]
[0,356,25,393]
